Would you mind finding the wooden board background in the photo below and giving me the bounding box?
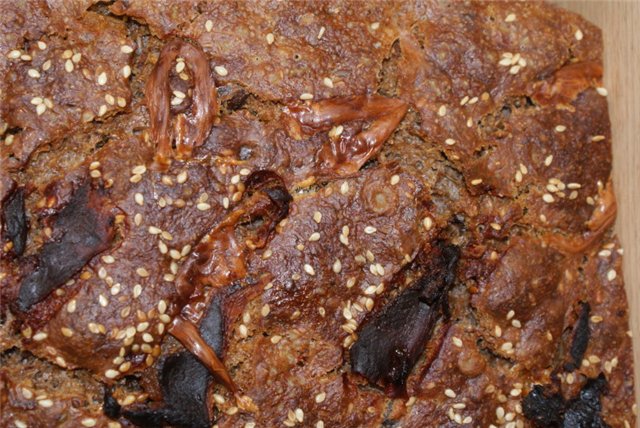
[556,0,640,419]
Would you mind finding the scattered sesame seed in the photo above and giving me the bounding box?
[591,135,606,142]
[390,175,400,185]
[322,77,334,88]
[575,29,584,41]
[340,182,349,194]
[214,65,228,76]
[505,13,516,22]
[295,408,304,422]
[197,202,211,211]
[596,87,608,97]
[555,125,567,133]
[42,59,51,71]
[364,226,377,234]
[270,335,282,344]
[67,299,77,313]
[122,65,131,78]
[134,193,144,206]
[38,399,54,408]
[121,45,134,54]
[28,68,41,78]
[444,389,457,398]
[98,105,108,117]
[452,336,463,347]
[318,26,326,39]
[607,269,617,281]
[65,59,74,73]
[304,264,316,276]
[205,19,213,32]
[423,217,433,230]
[32,332,48,341]
[328,125,344,138]
[544,155,553,166]
[470,178,483,186]
[333,259,342,273]
[445,138,456,146]
[300,92,314,100]
[438,105,447,116]
[36,104,46,116]
[542,193,555,203]
[136,267,150,277]
[97,72,107,86]
[266,33,275,44]
[313,211,322,223]
[105,369,119,379]
[261,304,270,317]
[176,61,185,73]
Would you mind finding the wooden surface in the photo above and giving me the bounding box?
[557,0,640,419]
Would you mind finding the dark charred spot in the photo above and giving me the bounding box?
[2,186,28,256]
[522,373,610,428]
[15,183,114,312]
[565,302,591,372]
[349,243,460,397]
[103,387,121,419]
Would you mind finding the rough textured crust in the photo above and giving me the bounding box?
[0,1,635,427]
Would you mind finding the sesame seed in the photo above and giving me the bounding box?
[304,264,316,276]
[607,269,617,281]
[511,319,522,328]
[67,299,77,313]
[214,65,228,76]
[97,72,107,85]
[445,138,456,146]
[364,285,377,295]
[333,259,342,273]
[542,193,555,203]
[300,92,314,100]
[501,342,514,352]
[122,65,131,78]
[506,310,515,320]
[438,105,447,116]
[596,87,608,97]
[505,13,516,22]
[592,135,606,142]
[28,68,41,78]
[42,59,51,71]
[509,65,520,74]
[33,332,48,341]
[205,19,213,32]
[452,336,463,347]
[38,399,54,408]
[64,59,74,73]
[390,175,400,185]
[196,202,211,211]
[544,155,553,166]
[105,369,119,379]
[323,77,334,88]
[99,294,108,307]
[370,22,380,30]
[239,324,248,338]
[340,182,349,194]
[444,389,457,398]
[36,104,46,116]
[555,125,566,133]
[136,267,149,277]
[270,335,282,344]
[309,232,321,242]
[295,408,304,422]
[318,26,326,39]
[61,327,74,337]
[261,304,270,317]
[364,226,377,234]
[575,29,584,41]
[142,333,153,343]
[313,211,322,223]
[470,178,483,185]
[176,61,185,73]
[266,33,275,44]
[176,171,188,183]
[423,217,433,230]
[328,125,344,138]
[98,105,108,117]
[134,193,144,205]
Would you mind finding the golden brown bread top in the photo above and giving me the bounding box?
[0,1,636,427]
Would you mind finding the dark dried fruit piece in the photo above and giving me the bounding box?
[522,373,610,427]
[1,186,27,256]
[349,243,460,397]
[565,302,591,372]
[15,183,114,312]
